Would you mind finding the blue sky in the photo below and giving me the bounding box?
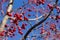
[0,0,60,40]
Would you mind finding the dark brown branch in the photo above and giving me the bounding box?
[23,0,59,40]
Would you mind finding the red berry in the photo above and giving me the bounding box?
[48,4,53,10]
[21,23,25,29]
[7,12,12,16]
[14,13,23,21]
[56,15,60,19]
[0,31,5,36]
[5,24,8,28]
[50,23,56,31]
[10,30,14,33]
[27,8,32,12]
[17,26,21,31]
[18,31,23,35]
[40,0,45,4]
[13,27,16,32]
[19,17,23,21]
[28,14,31,17]
[19,14,22,17]
[24,16,28,21]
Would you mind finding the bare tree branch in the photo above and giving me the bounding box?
[0,0,14,32]
[28,14,45,21]
[23,0,59,40]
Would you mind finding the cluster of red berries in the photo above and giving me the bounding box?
[35,0,45,6]
[0,23,27,37]
[0,11,29,37]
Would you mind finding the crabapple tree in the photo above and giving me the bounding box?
[0,0,60,40]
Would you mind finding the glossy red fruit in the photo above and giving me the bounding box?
[50,23,56,31]
[19,14,22,17]
[0,31,5,36]
[14,13,23,21]
[5,24,8,28]
[50,23,56,28]
[28,14,31,17]
[40,29,46,34]
[40,27,46,34]
[56,6,60,10]
[10,30,14,33]
[40,0,45,4]
[48,4,53,10]
[56,15,60,19]
[21,23,25,29]
[56,6,60,13]
[7,12,12,16]
[13,19,18,25]
[17,26,21,31]
[18,31,23,35]
[24,16,28,21]
[27,8,32,12]
[47,32,50,36]
[13,27,16,32]
[19,17,23,21]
